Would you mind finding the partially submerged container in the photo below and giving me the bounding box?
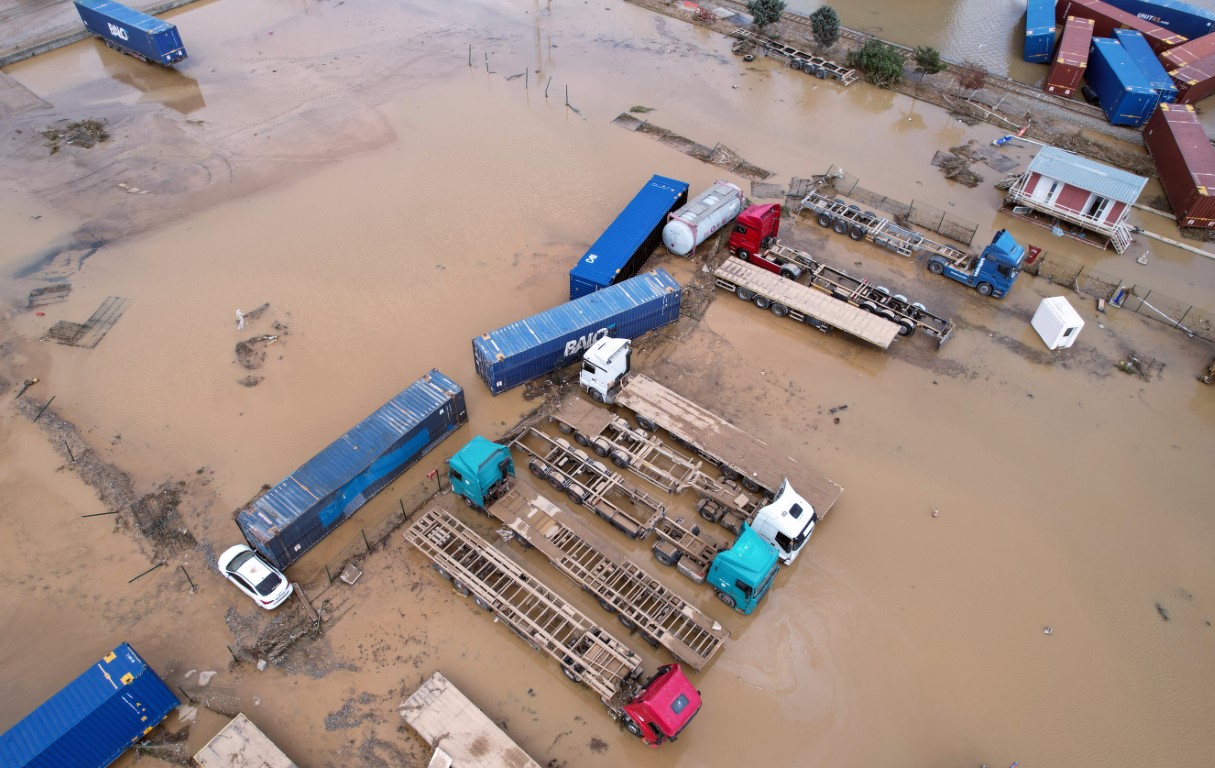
[194,714,297,768]
[1114,29,1180,103]
[1047,16,1096,97]
[1032,296,1085,349]
[1160,30,1215,68]
[73,0,187,66]
[569,175,688,299]
[1102,0,1215,41]
[1056,0,1187,52]
[1170,54,1215,104]
[1025,0,1059,63]
[0,643,178,768]
[662,180,744,256]
[474,268,681,395]
[236,370,467,569]
[1087,37,1159,125]
[1143,103,1215,227]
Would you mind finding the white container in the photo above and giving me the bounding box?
[662,181,744,256]
[1031,296,1084,350]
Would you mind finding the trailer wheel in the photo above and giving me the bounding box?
[736,287,754,301]
[893,294,908,305]
[779,267,797,280]
[433,565,452,581]
[610,451,631,469]
[623,716,644,738]
[653,548,678,567]
[452,580,471,597]
[753,295,770,310]
[715,590,738,610]
[618,614,637,631]
[927,260,945,275]
[473,595,492,611]
[897,320,916,337]
[574,432,591,447]
[592,441,610,458]
[878,309,897,322]
[848,225,866,240]
[699,503,722,523]
[860,301,878,314]
[548,474,567,492]
[742,476,761,493]
[529,460,548,479]
[743,53,755,62]
[832,219,850,235]
[557,421,573,434]
[598,596,617,613]
[640,631,660,648]
[635,416,656,432]
[790,59,803,71]
[562,660,584,684]
[814,67,827,79]
[816,212,833,228]
[976,282,994,296]
[719,464,740,481]
[567,485,587,505]
[771,302,789,318]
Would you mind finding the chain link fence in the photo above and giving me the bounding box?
[824,165,979,245]
[1024,251,1215,342]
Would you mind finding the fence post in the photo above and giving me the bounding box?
[1176,306,1191,329]
[1137,289,1151,315]
[1073,265,1084,292]
[361,528,371,555]
[325,564,334,584]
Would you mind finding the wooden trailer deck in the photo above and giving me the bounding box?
[714,258,901,350]
[401,672,541,768]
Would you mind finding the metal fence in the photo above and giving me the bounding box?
[824,165,979,245]
[1025,251,1215,342]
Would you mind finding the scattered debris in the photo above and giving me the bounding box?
[44,296,130,348]
[14,378,39,398]
[589,737,609,753]
[1116,353,1163,381]
[237,375,264,388]
[628,105,654,113]
[235,335,280,370]
[1155,602,1170,622]
[1043,626,1053,635]
[42,118,110,154]
[27,284,71,307]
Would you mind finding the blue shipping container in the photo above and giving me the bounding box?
[1114,28,1180,103]
[569,175,689,299]
[0,643,178,768]
[236,370,467,569]
[74,0,187,66]
[1102,0,1215,40]
[474,268,682,395]
[1087,37,1160,126]
[1025,0,1058,63]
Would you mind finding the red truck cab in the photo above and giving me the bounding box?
[727,203,781,260]
[621,664,702,747]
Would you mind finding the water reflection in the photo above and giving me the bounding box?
[104,58,205,114]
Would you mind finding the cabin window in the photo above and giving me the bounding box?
[450,468,464,483]
[670,694,690,715]
[581,361,596,375]
[775,532,792,552]
[734,224,748,234]
[734,580,753,596]
[788,503,803,519]
[997,265,1012,278]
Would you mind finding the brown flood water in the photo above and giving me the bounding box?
[2,1,1214,767]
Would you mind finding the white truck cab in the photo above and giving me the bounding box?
[749,479,817,565]
[580,336,631,404]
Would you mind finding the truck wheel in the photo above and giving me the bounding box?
[832,219,850,235]
[653,548,677,567]
[715,590,738,610]
[736,249,750,261]
[590,388,604,403]
[557,421,573,434]
[623,716,644,738]
[635,416,656,432]
[610,451,631,469]
[779,268,797,280]
[753,295,770,310]
[736,287,754,301]
[927,260,945,275]
[574,432,591,447]
[848,225,866,240]
[976,282,994,296]
[771,302,789,318]
[462,495,479,510]
[816,212,833,228]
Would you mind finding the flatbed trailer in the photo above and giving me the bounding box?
[730,27,858,85]
[486,484,728,670]
[713,257,901,350]
[405,508,645,706]
[748,243,955,346]
[795,189,969,263]
[400,672,541,768]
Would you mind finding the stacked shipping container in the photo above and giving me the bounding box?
[1102,0,1215,40]
[236,370,467,569]
[1160,31,1215,67]
[1086,38,1159,125]
[1114,29,1179,103]
[1025,0,1059,63]
[1048,16,1096,96]
[1056,0,1187,52]
[1143,103,1215,227]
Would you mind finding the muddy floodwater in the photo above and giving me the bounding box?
[2,1,1214,767]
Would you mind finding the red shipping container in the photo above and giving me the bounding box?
[1056,0,1187,53]
[1171,54,1215,105]
[1047,16,1095,97]
[1142,103,1215,228]
[1161,32,1215,69]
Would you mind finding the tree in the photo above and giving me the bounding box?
[913,46,946,76]
[809,6,840,49]
[747,0,786,34]
[956,60,988,92]
[845,39,905,88]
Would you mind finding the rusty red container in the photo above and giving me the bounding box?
[1143,103,1215,228]
[1161,31,1215,68]
[1170,55,1215,105]
[1056,0,1187,52]
[1046,16,1094,97]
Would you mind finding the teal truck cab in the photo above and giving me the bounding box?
[926,228,1025,298]
[447,436,780,615]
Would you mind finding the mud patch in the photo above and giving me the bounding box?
[325,692,385,730]
[127,481,198,558]
[41,118,110,154]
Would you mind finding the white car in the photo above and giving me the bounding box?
[217,545,293,610]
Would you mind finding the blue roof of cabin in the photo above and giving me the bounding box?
[1027,146,1147,204]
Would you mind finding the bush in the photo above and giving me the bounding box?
[913,46,946,76]
[957,60,988,91]
[747,0,786,33]
[809,6,840,49]
[846,39,906,88]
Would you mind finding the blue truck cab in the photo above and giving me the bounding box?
[706,523,780,615]
[926,229,1025,298]
[447,436,515,510]
[74,0,187,67]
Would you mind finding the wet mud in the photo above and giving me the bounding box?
[1,1,1214,768]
